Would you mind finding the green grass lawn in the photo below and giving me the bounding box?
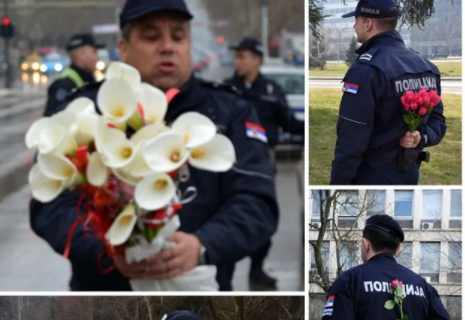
[309,88,462,185]
[309,61,462,77]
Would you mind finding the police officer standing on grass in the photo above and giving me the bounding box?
[225,37,304,290]
[44,33,104,116]
[162,311,205,320]
[31,0,278,291]
[322,215,450,320]
[330,0,447,185]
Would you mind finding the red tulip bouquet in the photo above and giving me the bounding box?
[400,89,442,132]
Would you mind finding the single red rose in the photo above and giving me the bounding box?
[418,107,427,116]
[391,279,403,290]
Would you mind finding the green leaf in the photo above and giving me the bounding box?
[396,285,404,297]
[394,295,401,304]
[384,300,396,310]
[401,314,409,320]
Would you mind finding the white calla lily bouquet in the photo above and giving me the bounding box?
[25,62,236,291]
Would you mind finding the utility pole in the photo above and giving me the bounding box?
[260,0,269,58]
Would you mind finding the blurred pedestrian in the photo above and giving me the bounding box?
[44,32,104,116]
[225,37,304,290]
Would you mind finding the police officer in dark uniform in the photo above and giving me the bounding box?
[162,311,205,320]
[226,37,305,149]
[45,33,104,116]
[330,0,446,185]
[322,215,450,320]
[225,37,304,290]
[30,0,278,292]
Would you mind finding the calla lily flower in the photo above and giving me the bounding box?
[137,83,168,125]
[37,153,77,185]
[37,123,77,156]
[105,203,137,246]
[134,172,176,211]
[124,145,153,178]
[25,118,51,149]
[172,112,217,148]
[130,123,168,147]
[87,152,110,187]
[142,131,189,173]
[29,164,66,203]
[112,168,141,186]
[189,134,236,172]
[101,128,137,168]
[66,97,99,137]
[105,61,141,93]
[97,78,137,124]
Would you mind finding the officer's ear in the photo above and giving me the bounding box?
[119,38,128,62]
[362,238,371,252]
[365,18,375,33]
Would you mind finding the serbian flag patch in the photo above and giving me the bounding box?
[245,122,268,143]
[325,295,335,308]
[342,82,359,94]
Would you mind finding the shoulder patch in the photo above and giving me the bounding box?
[322,295,335,317]
[342,82,359,94]
[357,47,381,64]
[245,122,268,143]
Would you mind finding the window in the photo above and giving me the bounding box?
[338,191,359,218]
[367,190,386,216]
[340,242,358,271]
[394,191,413,218]
[450,190,462,218]
[420,242,440,283]
[312,190,323,219]
[396,243,412,269]
[310,242,330,272]
[447,243,462,283]
[422,190,442,220]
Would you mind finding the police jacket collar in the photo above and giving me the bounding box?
[355,30,404,55]
[167,74,207,118]
[231,72,264,91]
[367,252,396,263]
[70,63,96,84]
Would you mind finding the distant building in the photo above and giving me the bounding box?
[315,0,461,60]
[309,189,462,320]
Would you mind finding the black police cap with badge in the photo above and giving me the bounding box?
[66,33,105,52]
[162,311,205,320]
[342,0,401,19]
[364,214,405,243]
[229,37,264,58]
[119,0,193,29]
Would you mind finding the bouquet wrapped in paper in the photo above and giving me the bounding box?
[25,62,236,291]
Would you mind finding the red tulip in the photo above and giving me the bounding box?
[401,96,409,111]
[410,102,418,111]
[418,107,427,116]
[415,97,423,106]
[418,88,427,98]
[422,96,430,106]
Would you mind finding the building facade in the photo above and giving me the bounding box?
[309,189,462,320]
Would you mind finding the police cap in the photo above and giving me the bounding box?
[342,0,401,19]
[229,37,264,57]
[364,214,404,242]
[120,0,194,29]
[66,33,105,52]
[163,311,205,320]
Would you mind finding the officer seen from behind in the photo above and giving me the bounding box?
[31,0,278,291]
[45,33,104,116]
[330,0,446,185]
[322,215,450,320]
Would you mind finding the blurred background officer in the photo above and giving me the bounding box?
[330,0,446,185]
[225,37,304,290]
[44,33,104,116]
[322,215,450,320]
[163,311,205,320]
[226,37,304,152]
[30,0,278,291]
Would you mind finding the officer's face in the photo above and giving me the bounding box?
[234,50,262,78]
[72,45,99,74]
[354,16,370,43]
[119,12,192,91]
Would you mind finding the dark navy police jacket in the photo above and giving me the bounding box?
[226,73,304,147]
[322,254,451,320]
[30,75,279,291]
[330,31,447,185]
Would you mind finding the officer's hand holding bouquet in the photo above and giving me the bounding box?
[400,88,442,133]
[24,62,237,291]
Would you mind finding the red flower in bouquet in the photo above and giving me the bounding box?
[400,89,442,132]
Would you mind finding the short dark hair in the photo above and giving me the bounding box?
[363,226,400,255]
[122,22,132,42]
[361,16,398,31]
